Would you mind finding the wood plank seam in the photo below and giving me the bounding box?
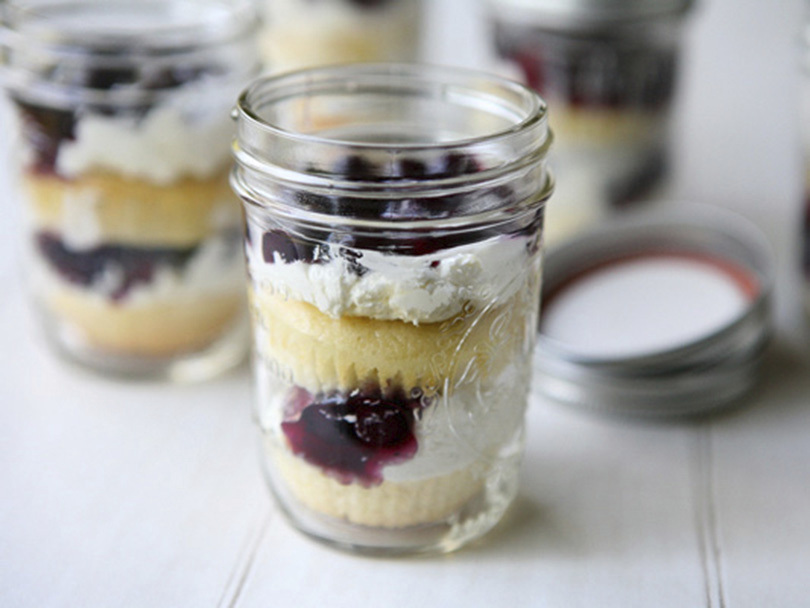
[693,426,728,608]
[217,512,272,608]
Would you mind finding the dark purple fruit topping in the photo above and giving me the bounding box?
[270,152,528,259]
[13,99,76,174]
[293,190,334,213]
[282,388,420,486]
[494,24,677,110]
[142,65,215,91]
[347,0,392,8]
[35,232,197,302]
[334,154,379,181]
[84,66,139,90]
[392,157,429,179]
[435,152,480,178]
[337,246,368,277]
[804,195,810,274]
[353,398,412,447]
[262,229,323,264]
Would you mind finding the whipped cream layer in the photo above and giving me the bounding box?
[248,234,530,325]
[58,105,233,185]
[384,363,530,482]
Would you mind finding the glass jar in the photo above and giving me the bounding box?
[258,0,423,73]
[231,64,552,554]
[488,0,693,245]
[0,0,260,379]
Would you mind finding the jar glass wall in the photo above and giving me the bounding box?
[0,0,260,379]
[231,64,552,554]
[488,0,693,245]
[258,0,424,73]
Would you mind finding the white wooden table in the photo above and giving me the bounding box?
[3,1,810,606]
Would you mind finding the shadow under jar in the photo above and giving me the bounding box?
[231,64,553,554]
[488,0,693,245]
[0,0,260,380]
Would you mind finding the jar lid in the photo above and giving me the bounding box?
[535,205,773,416]
[489,0,694,26]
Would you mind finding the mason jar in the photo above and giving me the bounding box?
[0,0,260,379]
[258,0,423,73]
[488,0,694,245]
[231,64,553,554]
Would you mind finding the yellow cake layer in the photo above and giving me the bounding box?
[252,290,531,393]
[550,106,662,144]
[46,290,245,357]
[22,169,240,247]
[272,443,484,528]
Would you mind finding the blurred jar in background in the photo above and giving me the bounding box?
[0,0,260,379]
[487,0,694,245]
[258,0,424,73]
[803,11,810,320]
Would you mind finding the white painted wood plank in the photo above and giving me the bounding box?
[707,344,810,607]
[0,288,270,608]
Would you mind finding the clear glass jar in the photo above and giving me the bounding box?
[0,0,260,379]
[488,0,693,245]
[258,0,423,73]
[231,64,552,554]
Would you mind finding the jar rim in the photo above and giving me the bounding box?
[0,0,260,107]
[487,0,694,26]
[234,63,550,153]
[231,63,553,230]
[0,0,258,52]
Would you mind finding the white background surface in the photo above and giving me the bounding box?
[3,0,810,606]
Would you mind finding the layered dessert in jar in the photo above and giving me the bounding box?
[1,0,260,376]
[489,0,693,244]
[232,65,552,553]
[259,0,422,72]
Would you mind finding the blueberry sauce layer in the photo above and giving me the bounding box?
[804,194,810,275]
[260,151,541,263]
[36,232,198,302]
[14,100,77,175]
[281,386,421,486]
[494,25,677,110]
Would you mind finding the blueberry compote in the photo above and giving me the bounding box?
[36,232,199,302]
[282,386,420,486]
[13,100,76,175]
[493,26,676,112]
[262,151,532,264]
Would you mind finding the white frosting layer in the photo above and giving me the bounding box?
[384,362,530,482]
[248,235,530,325]
[57,105,233,185]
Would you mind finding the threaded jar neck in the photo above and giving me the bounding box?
[231,63,553,231]
[0,0,260,107]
